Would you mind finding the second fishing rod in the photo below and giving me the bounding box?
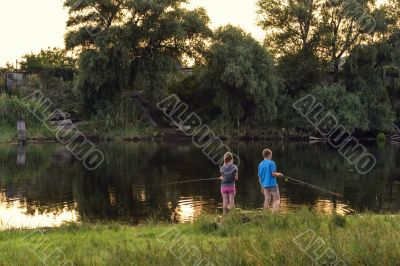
[278,175,343,198]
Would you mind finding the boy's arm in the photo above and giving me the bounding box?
[272,172,283,177]
[271,162,283,177]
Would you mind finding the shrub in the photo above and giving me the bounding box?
[0,94,48,126]
[91,96,142,131]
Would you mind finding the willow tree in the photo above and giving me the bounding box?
[199,25,278,127]
[64,0,211,113]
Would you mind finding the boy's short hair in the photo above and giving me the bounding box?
[262,149,272,158]
[224,152,233,164]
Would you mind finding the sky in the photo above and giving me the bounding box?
[0,0,263,67]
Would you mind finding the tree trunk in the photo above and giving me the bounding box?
[333,59,340,83]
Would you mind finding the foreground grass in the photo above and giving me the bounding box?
[0,209,399,266]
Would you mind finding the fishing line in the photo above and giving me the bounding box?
[154,177,220,187]
[280,175,343,198]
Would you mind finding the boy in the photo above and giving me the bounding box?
[258,149,283,212]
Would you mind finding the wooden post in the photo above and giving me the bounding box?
[17,120,26,144]
[16,144,26,166]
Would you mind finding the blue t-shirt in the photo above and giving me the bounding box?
[258,159,278,188]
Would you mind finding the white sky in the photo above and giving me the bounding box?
[0,0,263,66]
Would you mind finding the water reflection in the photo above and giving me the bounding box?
[0,141,399,230]
[313,199,353,216]
[0,191,78,230]
[173,197,208,223]
[16,144,26,166]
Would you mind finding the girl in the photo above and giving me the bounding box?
[219,152,238,214]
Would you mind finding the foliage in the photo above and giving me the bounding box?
[344,44,396,130]
[19,48,76,80]
[309,84,369,132]
[91,95,142,130]
[64,0,211,113]
[197,25,278,126]
[277,50,322,94]
[276,84,369,133]
[257,0,389,81]
[257,0,322,55]
[1,0,398,135]
[318,0,378,80]
[0,94,49,126]
[357,85,395,131]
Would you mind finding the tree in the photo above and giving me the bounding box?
[309,84,369,133]
[257,0,382,82]
[257,0,322,55]
[382,0,400,35]
[19,48,76,80]
[197,25,278,126]
[257,0,323,94]
[64,0,211,113]
[344,44,396,130]
[276,50,322,94]
[319,0,377,81]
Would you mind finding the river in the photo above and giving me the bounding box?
[0,141,399,230]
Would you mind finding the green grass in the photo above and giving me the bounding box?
[0,209,399,265]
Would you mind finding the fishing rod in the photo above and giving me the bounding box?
[280,175,343,198]
[155,177,220,187]
[154,175,343,198]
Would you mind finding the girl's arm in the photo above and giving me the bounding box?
[235,172,238,181]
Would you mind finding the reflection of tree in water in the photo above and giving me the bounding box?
[0,144,78,215]
[72,142,222,223]
[1,141,399,225]
[0,144,55,183]
[232,142,400,213]
[72,142,160,222]
[74,141,400,221]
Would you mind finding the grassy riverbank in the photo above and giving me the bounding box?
[0,209,399,266]
[0,124,54,143]
[0,123,308,143]
[0,123,158,143]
